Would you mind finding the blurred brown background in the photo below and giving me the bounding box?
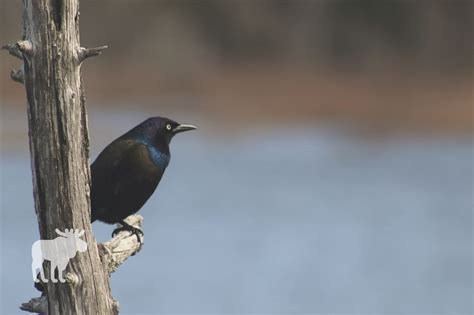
[1,0,472,134]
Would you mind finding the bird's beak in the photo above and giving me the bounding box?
[172,124,197,134]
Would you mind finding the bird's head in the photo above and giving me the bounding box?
[133,117,196,145]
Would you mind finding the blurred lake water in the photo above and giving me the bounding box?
[0,109,472,314]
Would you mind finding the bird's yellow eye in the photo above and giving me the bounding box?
[166,124,172,131]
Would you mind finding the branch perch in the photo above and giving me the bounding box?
[16,40,33,56]
[20,296,48,314]
[78,45,108,63]
[2,43,23,59]
[10,68,25,84]
[99,214,144,273]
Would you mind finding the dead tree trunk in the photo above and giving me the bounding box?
[3,0,143,314]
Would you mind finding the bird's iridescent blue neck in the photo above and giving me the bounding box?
[137,138,170,169]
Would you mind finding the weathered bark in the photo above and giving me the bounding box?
[2,0,141,314]
[19,216,144,314]
[18,0,115,314]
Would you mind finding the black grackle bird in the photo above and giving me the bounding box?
[90,117,196,241]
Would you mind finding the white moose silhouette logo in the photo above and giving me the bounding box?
[31,229,88,283]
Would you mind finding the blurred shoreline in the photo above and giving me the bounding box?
[2,66,472,135]
[2,0,473,136]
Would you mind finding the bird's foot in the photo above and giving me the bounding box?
[112,221,144,244]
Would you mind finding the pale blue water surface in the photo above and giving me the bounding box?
[0,110,472,314]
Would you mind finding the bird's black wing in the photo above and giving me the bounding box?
[90,139,162,223]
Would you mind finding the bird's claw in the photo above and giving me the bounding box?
[112,224,144,244]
